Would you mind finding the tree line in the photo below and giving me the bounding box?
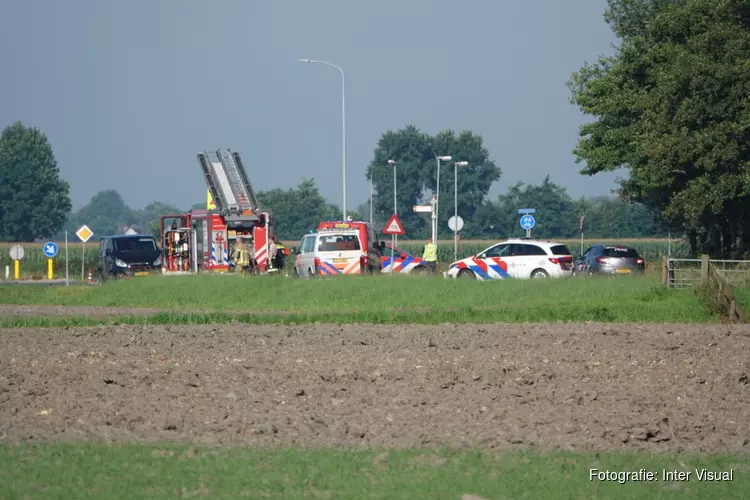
[0,121,680,245]
[43,177,670,244]
[2,0,748,256]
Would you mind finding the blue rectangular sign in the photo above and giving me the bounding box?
[517,208,536,214]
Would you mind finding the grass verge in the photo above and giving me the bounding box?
[736,287,750,313]
[0,444,746,499]
[0,274,714,324]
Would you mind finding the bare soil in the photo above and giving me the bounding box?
[1,322,749,454]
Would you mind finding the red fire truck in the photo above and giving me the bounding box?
[159,149,273,274]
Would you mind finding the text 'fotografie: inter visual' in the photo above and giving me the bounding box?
[591,469,734,483]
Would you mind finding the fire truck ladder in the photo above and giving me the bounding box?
[197,149,260,222]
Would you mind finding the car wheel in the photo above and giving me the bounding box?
[309,268,316,278]
[457,269,475,279]
[531,268,549,279]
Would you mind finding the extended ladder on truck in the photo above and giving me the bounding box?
[197,149,260,223]
[196,149,274,273]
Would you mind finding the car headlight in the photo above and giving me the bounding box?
[153,256,162,266]
[115,259,129,268]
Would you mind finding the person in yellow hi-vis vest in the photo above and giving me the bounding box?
[421,239,438,274]
[231,238,251,275]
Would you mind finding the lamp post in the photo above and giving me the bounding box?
[453,161,468,261]
[369,176,373,223]
[296,58,347,220]
[388,160,397,271]
[435,155,452,245]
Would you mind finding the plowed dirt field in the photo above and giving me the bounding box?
[1,322,749,454]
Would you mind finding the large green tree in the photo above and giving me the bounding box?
[367,125,435,237]
[0,122,71,241]
[63,189,136,238]
[366,125,501,239]
[568,0,750,257]
[256,178,341,241]
[494,176,577,239]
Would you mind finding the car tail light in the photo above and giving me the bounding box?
[549,257,572,269]
[596,257,609,264]
[314,257,321,271]
[636,258,644,264]
[360,254,368,270]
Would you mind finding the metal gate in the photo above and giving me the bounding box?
[667,258,750,288]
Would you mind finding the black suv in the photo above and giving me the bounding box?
[98,235,162,278]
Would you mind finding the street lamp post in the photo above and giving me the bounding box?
[453,161,468,261]
[388,160,396,271]
[369,176,373,223]
[296,58,347,220]
[435,155,452,245]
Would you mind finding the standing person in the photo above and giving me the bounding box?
[272,235,286,271]
[267,235,278,272]
[230,238,251,275]
[421,238,438,274]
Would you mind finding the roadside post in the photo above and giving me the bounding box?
[448,215,464,261]
[518,208,536,238]
[579,215,585,256]
[382,214,405,275]
[413,202,435,246]
[76,225,94,283]
[9,245,24,280]
[65,231,70,286]
[43,242,59,280]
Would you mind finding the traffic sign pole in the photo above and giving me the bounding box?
[43,242,59,280]
[519,214,536,239]
[9,245,24,280]
[65,231,69,286]
[76,225,94,284]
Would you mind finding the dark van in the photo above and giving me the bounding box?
[98,234,162,278]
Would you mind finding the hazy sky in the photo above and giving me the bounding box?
[1,0,625,212]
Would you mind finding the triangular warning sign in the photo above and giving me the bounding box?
[382,213,405,235]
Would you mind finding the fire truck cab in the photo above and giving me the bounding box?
[315,220,384,274]
[159,149,273,274]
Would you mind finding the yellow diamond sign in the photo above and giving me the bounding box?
[76,224,94,243]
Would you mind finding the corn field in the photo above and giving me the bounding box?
[0,238,692,279]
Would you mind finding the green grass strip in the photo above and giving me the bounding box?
[0,274,716,325]
[0,298,717,329]
[0,444,746,499]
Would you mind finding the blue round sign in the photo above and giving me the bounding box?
[520,215,536,230]
[42,242,59,258]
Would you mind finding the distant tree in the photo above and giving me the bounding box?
[256,178,340,240]
[0,122,72,241]
[63,190,136,238]
[367,125,435,238]
[135,201,182,238]
[494,176,577,238]
[567,0,750,257]
[430,130,501,239]
[366,125,501,239]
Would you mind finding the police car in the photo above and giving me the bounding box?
[445,239,574,280]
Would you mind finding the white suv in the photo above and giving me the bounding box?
[445,239,574,280]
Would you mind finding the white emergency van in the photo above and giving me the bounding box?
[293,229,366,277]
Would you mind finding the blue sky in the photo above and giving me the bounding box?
[0,0,625,212]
